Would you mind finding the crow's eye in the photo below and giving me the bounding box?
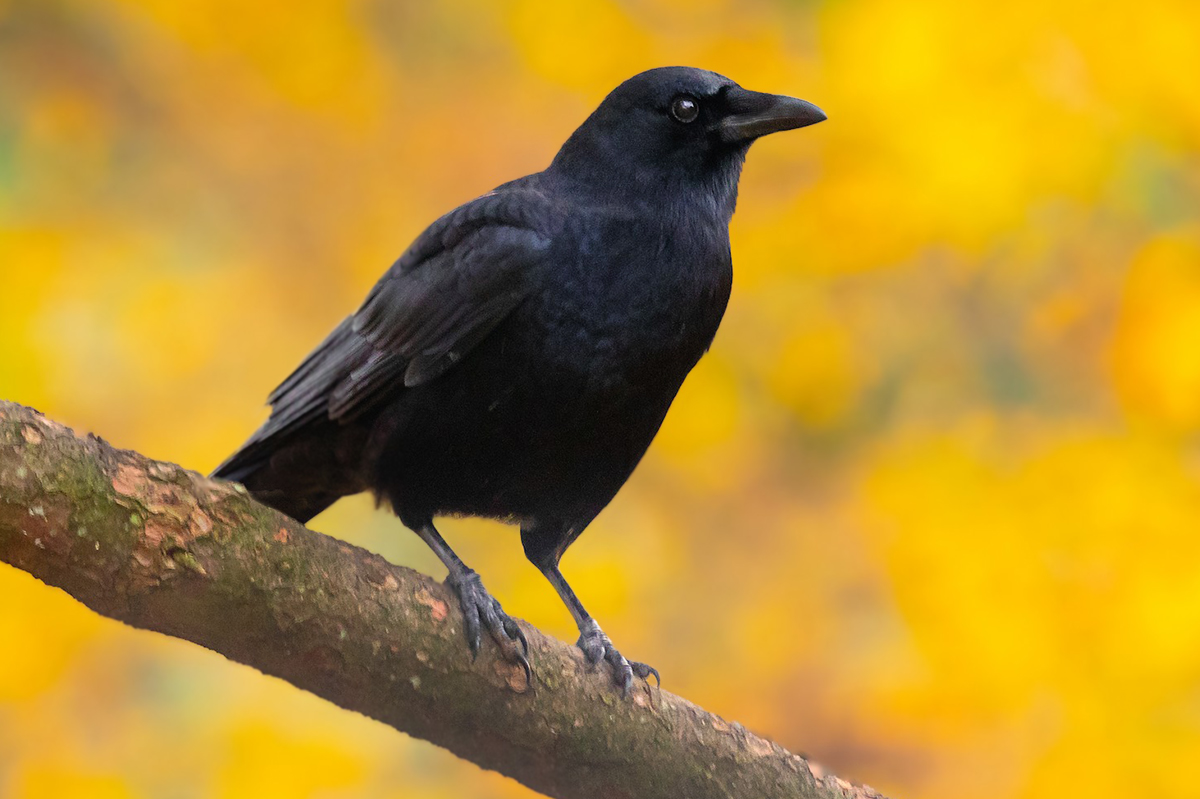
[670,95,699,123]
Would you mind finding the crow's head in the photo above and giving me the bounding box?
[551,66,825,215]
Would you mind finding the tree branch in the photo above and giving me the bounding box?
[0,400,886,799]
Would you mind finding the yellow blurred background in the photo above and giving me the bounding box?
[3,1,1199,797]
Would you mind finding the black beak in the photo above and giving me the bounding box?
[715,86,827,144]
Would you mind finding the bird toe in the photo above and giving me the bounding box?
[447,569,531,683]
[576,620,658,694]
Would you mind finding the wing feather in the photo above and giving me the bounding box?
[213,186,556,480]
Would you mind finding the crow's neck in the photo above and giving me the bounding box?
[549,134,746,223]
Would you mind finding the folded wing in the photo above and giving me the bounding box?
[212,187,556,481]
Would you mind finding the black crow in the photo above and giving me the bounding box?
[213,66,825,691]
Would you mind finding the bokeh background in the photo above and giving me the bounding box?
[3,1,1200,797]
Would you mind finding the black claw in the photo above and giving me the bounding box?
[446,569,530,682]
[515,650,533,687]
[463,608,482,657]
[508,621,530,657]
[576,620,658,694]
[633,662,661,687]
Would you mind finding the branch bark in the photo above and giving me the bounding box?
[0,400,886,799]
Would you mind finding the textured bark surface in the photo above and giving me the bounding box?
[0,399,888,799]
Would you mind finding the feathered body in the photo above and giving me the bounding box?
[214,66,824,689]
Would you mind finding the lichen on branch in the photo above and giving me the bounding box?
[0,400,887,799]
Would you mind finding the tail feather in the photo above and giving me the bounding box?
[239,485,344,525]
[212,420,370,524]
[212,316,377,521]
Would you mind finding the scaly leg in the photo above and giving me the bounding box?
[539,562,659,694]
[413,521,530,684]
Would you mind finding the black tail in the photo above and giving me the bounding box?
[212,316,376,523]
[212,421,369,524]
[234,483,345,525]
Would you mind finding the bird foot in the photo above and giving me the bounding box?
[576,618,659,695]
[446,569,531,685]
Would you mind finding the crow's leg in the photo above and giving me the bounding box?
[413,521,530,683]
[539,562,659,694]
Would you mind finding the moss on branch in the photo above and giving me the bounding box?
[0,400,887,799]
